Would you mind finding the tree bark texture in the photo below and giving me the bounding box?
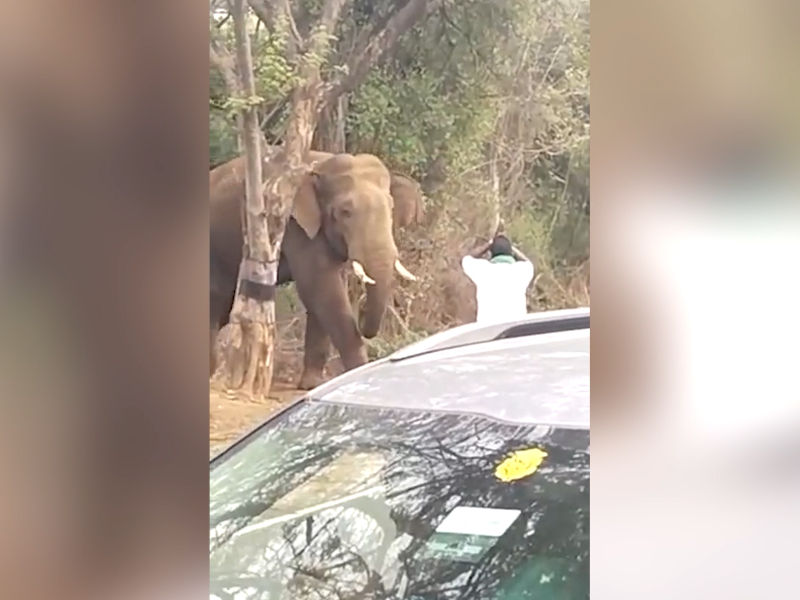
[211,0,434,397]
[326,0,439,103]
[313,94,348,152]
[222,0,340,398]
[224,0,276,396]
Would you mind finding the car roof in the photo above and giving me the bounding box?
[310,307,590,428]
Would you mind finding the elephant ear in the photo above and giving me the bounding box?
[292,154,359,237]
[291,172,323,238]
[390,174,425,229]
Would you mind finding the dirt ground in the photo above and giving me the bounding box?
[209,342,345,457]
[209,376,305,457]
[209,308,369,457]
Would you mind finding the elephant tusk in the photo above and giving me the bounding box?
[352,260,376,285]
[394,259,417,281]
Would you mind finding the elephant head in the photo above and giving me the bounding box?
[291,153,420,338]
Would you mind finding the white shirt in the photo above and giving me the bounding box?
[461,255,534,324]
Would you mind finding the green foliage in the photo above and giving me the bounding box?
[366,329,426,360]
[346,61,497,178]
[275,286,302,314]
[347,69,453,172]
[252,29,296,102]
[301,25,338,70]
[222,94,265,119]
[210,0,590,285]
[209,16,297,166]
[210,110,238,167]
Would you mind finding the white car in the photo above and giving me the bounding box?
[210,308,590,600]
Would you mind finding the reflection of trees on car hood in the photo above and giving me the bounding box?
[209,402,589,600]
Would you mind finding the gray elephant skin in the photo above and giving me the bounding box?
[210,150,424,389]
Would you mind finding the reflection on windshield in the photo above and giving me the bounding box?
[210,401,589,600]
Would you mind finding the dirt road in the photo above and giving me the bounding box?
[210,380,304,457]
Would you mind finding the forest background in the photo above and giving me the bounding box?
[210,0,589,378]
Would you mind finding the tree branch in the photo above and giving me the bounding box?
[320,0,347,36]
[259,96,290,133]
[210,42,241,94]
[276,0,302,59]
[326,0,438,103]
[259,0,349,256]
[247,0,274,32]
[293,1,313,40]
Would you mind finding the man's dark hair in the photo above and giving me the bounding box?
[489,234,513,258]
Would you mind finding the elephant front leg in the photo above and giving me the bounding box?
[292,251,369,389]
[298,310,331,390]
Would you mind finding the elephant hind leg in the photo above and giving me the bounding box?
[298,310,330,390]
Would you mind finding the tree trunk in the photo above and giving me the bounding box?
[223,94,321,398]
[313,93,348,153]
[221,0,333,399]
[211,0,430,397]
[223,0,275,397]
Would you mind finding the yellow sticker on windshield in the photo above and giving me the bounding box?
[494,448,548,482]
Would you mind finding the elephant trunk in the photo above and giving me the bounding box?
[357,244,398,339]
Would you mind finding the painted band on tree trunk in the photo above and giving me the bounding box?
[239,280,276,301]
[239,257,278,301]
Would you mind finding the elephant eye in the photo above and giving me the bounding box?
[338,206,352,219]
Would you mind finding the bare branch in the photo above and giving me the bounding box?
[320,0,347,35]
[247,0,274,30]
[273,0,302,59]
[327,0,438,103]
[209,43,241,94]
[293,2,313,40]
[260,96,290,132]
[213,12,231,28]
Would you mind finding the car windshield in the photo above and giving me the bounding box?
[210,400,589,600]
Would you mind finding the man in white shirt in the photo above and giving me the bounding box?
[461,234,534,324]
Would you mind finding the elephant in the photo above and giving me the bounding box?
[210,150,425,389]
